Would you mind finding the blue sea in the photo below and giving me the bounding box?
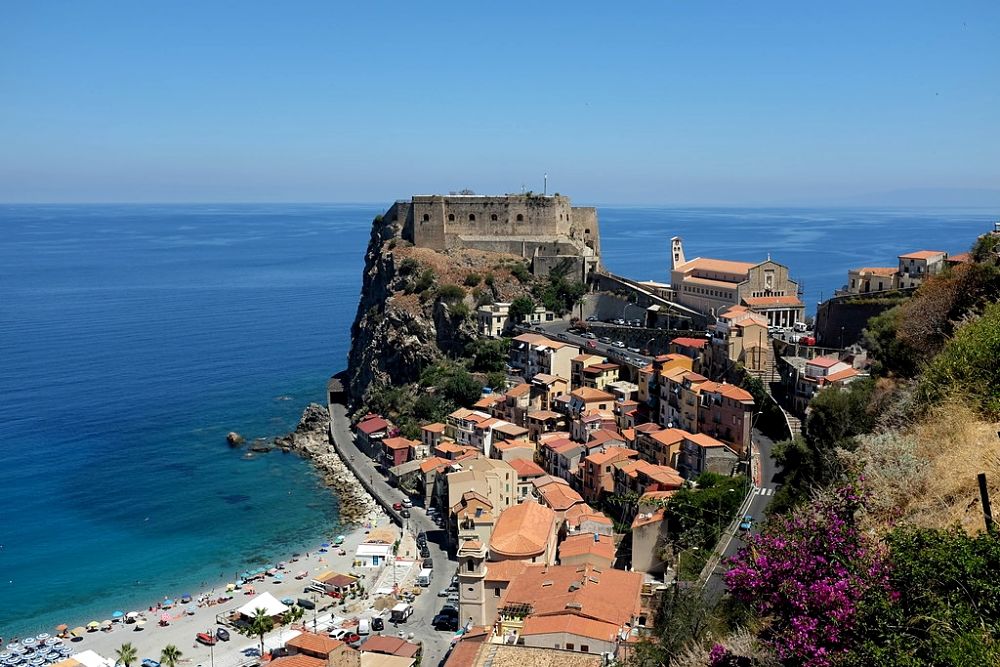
[0,203,995,637]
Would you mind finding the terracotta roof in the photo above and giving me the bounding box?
[509,458,546,478]
[422,422,446,433]
[570,387,615,402]
[584,446,637,465]
[382,436,416,450]
[621,428,636,441]
[685,433,725,448]
[357,417,389,434]
[419,456,452,473]
[565,504,612,528]
[484,559,530,583]
[360,635,421,658]
[506,383,532,398]
[700,382,754,403]
[538,482,585,512]
[587,429,625,446]
[685,275,738,288]
[521,614,619,642]
[742,295,803,307]
[825,367,861,383]
[634,422,663,434]
[807,355,842,368]
[558,532,615,561]
[493,422,529,437]
[493,438,533,452]
[532,373,564,385]
[649,428,687,446]
[671,337,708,349]
[269,656,327,667]
[527,409,562,420]
[855,266,897,276]
[675,257,755,275]
[572,353,606,363]
[500,563,642,628]
[631,508,666,529]
[315,570,358,587]
[947,252,972,264]
[490,502,556,558]
[898,250,945,260]
[285,632,345,657]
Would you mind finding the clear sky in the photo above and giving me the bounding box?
[1,1,998,204]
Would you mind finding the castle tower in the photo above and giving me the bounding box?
[457,538,489,629]
[671,237,686,272]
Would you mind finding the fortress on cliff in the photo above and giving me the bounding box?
[386,193,602,279]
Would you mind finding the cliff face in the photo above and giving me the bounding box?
[346,212,531,410]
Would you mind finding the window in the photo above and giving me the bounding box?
[448,214,455,221]
[516,214,524,221]
[467,560,475,571]
[585,228,590,234]
[422,213,430,222]
[566,643,575,651]
[581,645,589,653]
[469,214,476,221]
[494,587,501,597]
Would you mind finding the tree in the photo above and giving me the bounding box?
[241,607,275,656]
[508,296,535,322]
[282,605,304,627]
[114,643,137,667]
[159,645,182,667]
[465,338,510,373]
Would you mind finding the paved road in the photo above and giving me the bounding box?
[701,428,782,602]
[329,402,457,666]
[517,321,654,368]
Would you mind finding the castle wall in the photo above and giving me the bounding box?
[569,206,600,258]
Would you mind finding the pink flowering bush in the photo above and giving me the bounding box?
[723,485,891,667]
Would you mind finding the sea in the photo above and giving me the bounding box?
[0,203,995,637]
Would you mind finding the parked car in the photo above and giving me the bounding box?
[416,532,427,546]
[599,336,611,343]
[392,502,402,511]
[142,660,160,667]
[433,607,459,631]
[329,628,350,641]
[402,499,413,508]
[613,341,625,348]
[420,545,431,558]
[628,346,640,353]
[587,340,597,349]
[739,515,753,532]
[586,316,597,321]
[371,616,384,632]
[582,332,596,339]
[423,558,434,569]
[400,508,410,518]
[196,633,216,646]
[216,627,230,642]
[799,335,816,346]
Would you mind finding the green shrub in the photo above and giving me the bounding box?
[484,272,495,287]
[436,284,465,302]
[413,268,435,292]
[398,257,420,275]
[509,296,535,321]
[450,302,470,319]
[510,263,532,283]
[463,272,481,287]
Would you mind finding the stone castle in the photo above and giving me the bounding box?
[385,193,602,279]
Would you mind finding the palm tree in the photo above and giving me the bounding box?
[159,645,182,667]
[241,608,274,657]
[115,643,137,667]
[282,605,304,628]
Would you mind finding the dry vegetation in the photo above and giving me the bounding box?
[851,399,1000,534]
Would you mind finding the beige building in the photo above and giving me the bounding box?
[846,267,898,294]
[509,333,579,384]
[669,237,803,325]
[897,250,947,289]
[705,305,769,378]
[476,302,512,338]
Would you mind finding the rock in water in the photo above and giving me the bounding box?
[226,431,245,447]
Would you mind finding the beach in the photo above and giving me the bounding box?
[40,509,392,667]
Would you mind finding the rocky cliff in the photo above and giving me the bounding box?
[346,212,533,410]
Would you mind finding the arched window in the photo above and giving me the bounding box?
[448,214,455,222]
[469,214,476,221]
[516,214,524,222]
[585,228,591,234]
[422,214,430,222]
[491,214,498,221]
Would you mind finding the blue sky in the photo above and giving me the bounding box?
[1,1,998,204]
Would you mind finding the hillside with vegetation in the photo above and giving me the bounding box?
[633,229,1000,667]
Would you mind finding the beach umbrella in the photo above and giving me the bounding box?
[125,611,139,620]
[320,542,330,548]
[54,625,67,633]
[101,620,113,628]
[162,598,174,607]
[112,611,124,619]
[34,636,49,643]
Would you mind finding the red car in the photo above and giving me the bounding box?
[196,633,216,646]
[392,502,402,511]
[586,340,597,349]
[800,336,816,346]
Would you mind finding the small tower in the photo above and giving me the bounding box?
[671,236,686,271]
[456,538,489,629]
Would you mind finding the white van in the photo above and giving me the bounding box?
[417,568,433,587]
[357,618,370,637]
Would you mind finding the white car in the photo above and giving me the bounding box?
[613,341,625,348]
[402,499,413,508]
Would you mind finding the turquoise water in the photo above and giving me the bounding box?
[1,203,994,638]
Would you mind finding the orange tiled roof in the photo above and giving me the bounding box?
[825,367,861,383]
[675,257,755,274]
[649,428,687,446]
[686,433,725,448]
[855,266,897,276]
[671,337,708,349]
[268,656,327,667]
[565,504,612,528]
[538,482,585,511]
[500,563,642,628]
[570,387,615,402]
[422,422,446,433]
[490,502,556,558]
[418,456,451,473]
[359,635,420,658]
[559,533,615,561]
[742,295,803,308]
[520,614,619,642]
[382,436,415,450]
[807,355,842,368]
[509,458,546,478]
[584,446,637,465]
[484,559,530,583]
[631,508,666,529]
[284,632,345,657]
[506,383,532,398]
[898,250,945,260]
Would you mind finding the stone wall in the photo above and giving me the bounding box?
[814,290,913,347]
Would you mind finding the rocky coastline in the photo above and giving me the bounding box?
[249,403,382,525]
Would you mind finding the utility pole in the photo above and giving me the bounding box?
[979,472,995,534]
[543,173,547,196]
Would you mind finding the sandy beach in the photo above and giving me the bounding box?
[42,508,396,667]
